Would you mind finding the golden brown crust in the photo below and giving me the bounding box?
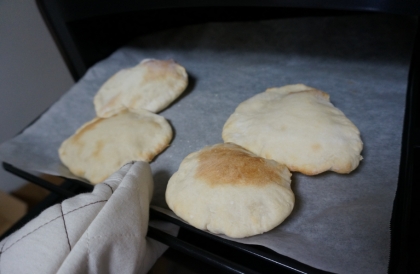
[141,59,175,83]
[59,109,173,184]
[194,143,286,187]
[94,58,188,117]
[165,142,294,238]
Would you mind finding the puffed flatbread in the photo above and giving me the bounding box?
[94,59,188,117]
[59,109,172,184]
[166,143,294,238]
[222,84,363,175]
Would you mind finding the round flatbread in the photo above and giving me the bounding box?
[59,109,172,184]
[166,143,294,238]
[222,84,363,175]
[94,59,188,117]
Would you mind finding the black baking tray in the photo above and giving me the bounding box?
[2,1,420,273]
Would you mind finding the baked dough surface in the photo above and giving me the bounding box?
[166,143,294,238]
[59,109,172,184]
[222,84,363,175]
[94,59,188,117]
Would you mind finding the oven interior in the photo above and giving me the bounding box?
[2,1,420,273]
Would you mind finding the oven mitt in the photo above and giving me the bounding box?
[0,161,177,274]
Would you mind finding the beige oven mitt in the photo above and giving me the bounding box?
[0,161,176,274]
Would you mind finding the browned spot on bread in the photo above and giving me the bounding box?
[311,143,321,152]
[92,140,105,159]
[142,60,175,83]
[143,151,155,162]
[307,89,330,100]
[195,144,283,186]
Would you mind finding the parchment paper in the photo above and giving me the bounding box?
[0,14,416,273]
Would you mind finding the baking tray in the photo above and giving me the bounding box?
[1,3,416,272]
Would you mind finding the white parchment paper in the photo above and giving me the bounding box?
[0,14,416,273]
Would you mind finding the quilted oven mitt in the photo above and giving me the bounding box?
[0,161,176,273]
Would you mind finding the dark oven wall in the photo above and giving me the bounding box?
[66,6,359,80]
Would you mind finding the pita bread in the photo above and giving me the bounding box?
[165,143,294,238]
[94,59,188,117]
[222,84,363,175]
[59,109,172,184]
